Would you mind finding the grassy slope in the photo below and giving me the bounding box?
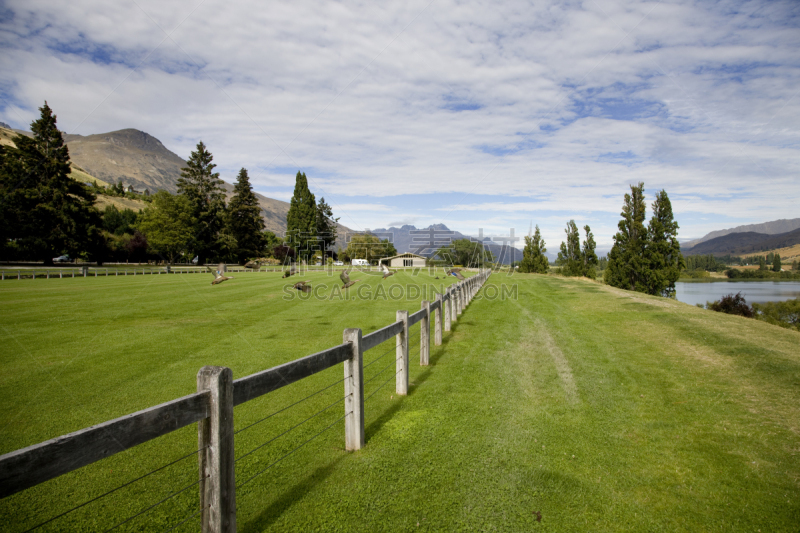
[0,273,798,531]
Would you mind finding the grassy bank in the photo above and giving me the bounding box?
[1,273,798,531]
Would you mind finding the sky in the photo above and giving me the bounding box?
[1,0,799,251]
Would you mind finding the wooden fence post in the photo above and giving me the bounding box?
[421,301,430,366]
[396,311,409,395]
[434,294,442,346]
[456,284,463,316]
[444,290,452,331]
[343,328,365,451]
[197,366,236,533]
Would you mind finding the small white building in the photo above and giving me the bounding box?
[381,253,427,268]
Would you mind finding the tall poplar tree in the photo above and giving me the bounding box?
[286,171,317,261]
[605,183,649,291]
[316,197,339,254]
[519,224,549,273]
[557,220,582,276]
[177,141,226,264]
[228,168,266,264]
[644,190,684,297]
[0,102,102,263]
[581,225,598,279]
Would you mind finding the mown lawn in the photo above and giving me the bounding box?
[1,272,798,531]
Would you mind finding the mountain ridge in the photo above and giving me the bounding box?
[685,228,800,256]
[368,224,524,264]
[1,125,349,238]
[683,218,800,249]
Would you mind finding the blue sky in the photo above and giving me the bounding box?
[1,0,799,250]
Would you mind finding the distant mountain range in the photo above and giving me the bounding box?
[684,227,800,256]
[683,218,800,249]
[368,224,524,264]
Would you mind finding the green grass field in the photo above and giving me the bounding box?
[1,272,798,531]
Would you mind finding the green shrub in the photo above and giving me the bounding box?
[752,298,800,331]
[707,292,754,318]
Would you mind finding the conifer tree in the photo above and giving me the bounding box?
[286,171,317,261]
[557,220,582,276]
[605,183,648,291]
[315,197,339,254]
[177,141,226,264]
[581,225,598,279]
[0,102,102,263]
[228,168,266,264]
[519,224,549,273]
[645,189,684,297]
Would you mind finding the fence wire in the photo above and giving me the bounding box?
[237,411,349,489]
[366,369,403,401]
[103,475,207,532]
[363,341,396,370]
[235,374,347,436]
[236,393,347,464]
[364,355,397,386]
[161,505,207,533]
[22,447,204,532]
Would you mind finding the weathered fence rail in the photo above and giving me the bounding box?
[0,264,482,280]
[0,270,491,532]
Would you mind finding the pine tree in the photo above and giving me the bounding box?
[605,183,649,291]
[315,197,339,254]
[0,102,102,263]
[645,190,684,297]
[286,171,317,262]
[581,225,598,279]
[177,141,226,264]
[228,168,266,264]
[519,224,549,273]
[557,220,582,276]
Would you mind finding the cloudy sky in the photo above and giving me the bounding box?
[2,0,799,250]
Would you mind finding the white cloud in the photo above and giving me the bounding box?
[1,0,798,242]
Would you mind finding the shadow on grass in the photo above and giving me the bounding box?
[238,453,347,533]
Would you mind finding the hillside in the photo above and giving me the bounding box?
[686,227,800,256]
[0,126,346,237]
[683,218,800,249]
[370,224,524,264]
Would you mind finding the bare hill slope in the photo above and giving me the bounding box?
[685,228,800,256]
[2,126,341,236]
[683,218,800,249]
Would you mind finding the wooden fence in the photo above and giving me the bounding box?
[0,264,470,280]
[0,270,491,532]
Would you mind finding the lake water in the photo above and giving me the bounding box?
[674,281,800,307]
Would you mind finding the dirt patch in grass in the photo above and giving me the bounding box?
[512,300,579,405]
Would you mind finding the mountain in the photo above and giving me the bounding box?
[683,218,800,250]
[368,224,524,264]
[62,129,297,234]
[685,228,800,256]
[1,125,349,238]
[64,129,186,193]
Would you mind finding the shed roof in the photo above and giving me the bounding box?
[380,252,426,263]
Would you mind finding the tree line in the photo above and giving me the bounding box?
[0,102,345,266]
[518,184,682,298]
[604,183,684,297]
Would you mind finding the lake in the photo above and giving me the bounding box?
[674,281,800,307]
